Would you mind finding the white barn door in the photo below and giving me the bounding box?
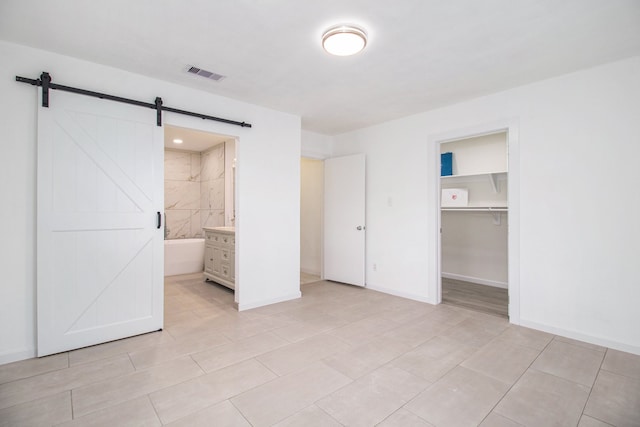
[37,91,164,357]
[323,154,366,286]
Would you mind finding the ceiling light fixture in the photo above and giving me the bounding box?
[173,139,183,144]
[322,24,367,56]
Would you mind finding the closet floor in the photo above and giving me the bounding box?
[442,278,508,318]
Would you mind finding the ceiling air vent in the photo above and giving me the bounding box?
[186,65,226,82]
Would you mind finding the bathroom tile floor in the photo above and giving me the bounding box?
[1,274,639,426]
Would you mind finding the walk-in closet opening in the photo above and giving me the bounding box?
[163,124,238,316]
[439,131,509,317]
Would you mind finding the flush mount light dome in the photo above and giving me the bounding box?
[173,139,183,144]
[322,24,367,56]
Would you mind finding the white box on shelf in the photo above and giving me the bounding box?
[441,188,469,207]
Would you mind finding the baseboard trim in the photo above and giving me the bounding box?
[300,268,321,276]
[0,348,36,366]
[238,291,302,311]
[442,272,508,289]
[365,283,432,304]
[520,319,640,356]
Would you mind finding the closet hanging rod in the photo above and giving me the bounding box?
[441,207,508,212]
[15,72,252,128]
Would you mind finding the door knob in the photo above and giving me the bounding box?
[357,226,364,231]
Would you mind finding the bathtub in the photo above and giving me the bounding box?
[164,238,205,276]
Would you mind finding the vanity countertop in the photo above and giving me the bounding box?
[202,226,235,234]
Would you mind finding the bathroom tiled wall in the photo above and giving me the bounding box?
[200,145,225,229]
[164,144,224,239]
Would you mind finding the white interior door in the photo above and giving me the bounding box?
[323,154,366,286]
[37,90,164,357]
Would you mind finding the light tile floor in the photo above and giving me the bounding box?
[1,273,639,426]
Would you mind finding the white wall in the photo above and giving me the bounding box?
[301,130,333,159]
[333,56,640,354]
[441,212,508,287]
[0,40,301,364]
[300,158,323,276]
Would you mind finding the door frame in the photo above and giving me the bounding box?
[300,156,325,281]
[428,119,521,324]
[163,114,241,305]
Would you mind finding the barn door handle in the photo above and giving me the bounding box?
[157,212,162,229]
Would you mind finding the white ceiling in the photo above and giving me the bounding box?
[1,0,639,135]
[164,125,228,152]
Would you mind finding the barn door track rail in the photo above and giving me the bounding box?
[15,72,252,128]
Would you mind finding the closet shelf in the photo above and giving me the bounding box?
[441,171,507,193]
[441,171,507,179]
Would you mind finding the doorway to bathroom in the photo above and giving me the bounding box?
[163,124,238,318]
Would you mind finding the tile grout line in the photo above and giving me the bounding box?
[526,338,607,389]
[554,336,607,353]
[126,351,137,371]
[476,331,556,426]
[392,333,465,425]
[188,353,208,375]
[150,358,269,426]
[396,403,434,426]
[70,388,75,420]
[145,394,164,425]
[313,403,347,426]
[228,397,255,426]
[250,356,280,378]
[68,333,174,369]
[72,354,209,420]
[212,357,350,425]
[0,354,70,387]
[577,347,608,423]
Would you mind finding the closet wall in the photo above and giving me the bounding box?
[441,132,508,288]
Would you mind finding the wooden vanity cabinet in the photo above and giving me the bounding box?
[203,227,235,290]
